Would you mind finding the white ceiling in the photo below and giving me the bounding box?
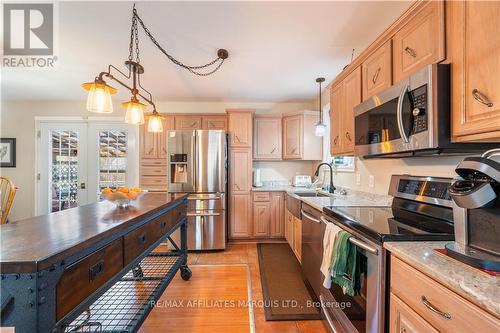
[2,1,410,103]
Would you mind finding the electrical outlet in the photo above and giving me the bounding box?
[369,175,375,188]
[356,173,361,186]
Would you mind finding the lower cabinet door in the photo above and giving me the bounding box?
[229,194,252,238]
[56,238,123,320]
[390,293,438,333]
[253,201,271,237]
[270,192,285,238]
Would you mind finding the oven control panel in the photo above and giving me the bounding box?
[411,85,428,134]
[398,179,451,200]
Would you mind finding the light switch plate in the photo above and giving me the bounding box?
[369,175,375,188]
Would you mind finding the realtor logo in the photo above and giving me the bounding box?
[3,3,53,56]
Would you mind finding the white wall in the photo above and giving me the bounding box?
[253,161,314,184]
[0,99,312,221]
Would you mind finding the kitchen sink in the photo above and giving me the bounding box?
[294,192,330,197]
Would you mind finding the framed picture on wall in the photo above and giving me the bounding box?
[0,138,16,167]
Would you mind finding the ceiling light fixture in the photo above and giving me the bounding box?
[82,4,229,131]
[314,77,326,137]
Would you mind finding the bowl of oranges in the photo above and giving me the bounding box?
[100,187,145,207]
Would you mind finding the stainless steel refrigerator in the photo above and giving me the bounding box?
[167,130,227,250]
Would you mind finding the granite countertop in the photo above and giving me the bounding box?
[384,241,500,318]
[252,185,392,210]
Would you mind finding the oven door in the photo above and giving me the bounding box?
[319,216,385,333]
[354,65,435,157]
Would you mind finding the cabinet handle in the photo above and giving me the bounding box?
[472,89,494,107]
[89,260,105,281]
[190,121,198,127]
[404,46,417,58]
[372,67,381,84]
[333,135,339,145]
[270,147,276,154]
[421,296,451,319]
[138,232,147,245]
[345,132,352,142]
[148,148,154,154]
[235,135,241,143]
[291,148,297,154]
[400,328,406,333]
[235,183,241,190]
[162,147,167,153]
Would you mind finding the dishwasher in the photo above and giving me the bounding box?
[300,203,325,298]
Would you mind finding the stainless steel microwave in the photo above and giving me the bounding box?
[353,64,494,158]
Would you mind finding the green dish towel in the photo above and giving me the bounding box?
[329,230,363,297]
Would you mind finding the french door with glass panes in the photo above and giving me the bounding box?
[36,121,138,216]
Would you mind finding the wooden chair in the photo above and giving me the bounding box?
[0,176,17,224]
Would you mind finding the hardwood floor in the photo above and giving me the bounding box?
[140,243,328,333]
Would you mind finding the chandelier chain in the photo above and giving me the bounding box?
[131,6,225,76]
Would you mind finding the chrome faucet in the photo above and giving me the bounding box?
[314,162,336,193]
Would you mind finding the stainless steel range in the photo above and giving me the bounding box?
[304,175,455,333]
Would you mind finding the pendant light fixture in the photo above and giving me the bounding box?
[314,77,327,137]
[82,4,229,131]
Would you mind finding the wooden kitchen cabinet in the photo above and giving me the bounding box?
[270,192,284,238]
[392,1,445,82]
[330,83,344,155]
[230,194,253,238]
[139,115,172,191]
[282,111,322,160]
[362,41,392,100]
[174,116,202,130]
[390,293,438,333]
[390,256,500,333]
[447,1,500,142]
[202,115,227,130]
[227,110,253,147]
[293,215,302,262]
[253,115,282,160]
[230,148,252,194]
[342,67,362,153]
[330,67,361,155]
[253,201,271,237]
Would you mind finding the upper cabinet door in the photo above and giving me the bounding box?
[139,124,157,159]
[157,116,174,159]
[228,112,253,147]
[362,41,392,100]
[392,1,445,82]
[202,115,227,130]
[330,83,344,156]
[450,1,500,142]
[342,67,362,154]
[253,116,282,160]
[282,115,302,159]
[174,116,202,130]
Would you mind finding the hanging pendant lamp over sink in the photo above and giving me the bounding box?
[314,77,326,137]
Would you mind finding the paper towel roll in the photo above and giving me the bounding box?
[253,169,263,187]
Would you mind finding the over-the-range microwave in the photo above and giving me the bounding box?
[353,64,496,158]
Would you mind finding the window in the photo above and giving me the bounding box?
[332,156,355,172]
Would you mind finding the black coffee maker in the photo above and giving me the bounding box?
[447,148,500,271]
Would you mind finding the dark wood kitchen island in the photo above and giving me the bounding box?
[0,193,190,333]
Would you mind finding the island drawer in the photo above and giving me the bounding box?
[390,256,500,332]
[56,238,123,320]
[152,205,186,240]
[123,220,159,265]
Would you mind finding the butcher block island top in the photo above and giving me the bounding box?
[0,192,188,273]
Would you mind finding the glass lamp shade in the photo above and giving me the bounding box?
[314,122,327,137]
[82,82,117,114]
[147,113,164,133]
[122,99,146,125]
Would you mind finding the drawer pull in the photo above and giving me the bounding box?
[161,221,167,229]
[472,89,494,107]
[333,135,339,145]
[404,46,417,58]
[421,296,451,319]
[138,232,147,245]
[89,260,105,281]
[345,132,352,142]
[400,328,406,333]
